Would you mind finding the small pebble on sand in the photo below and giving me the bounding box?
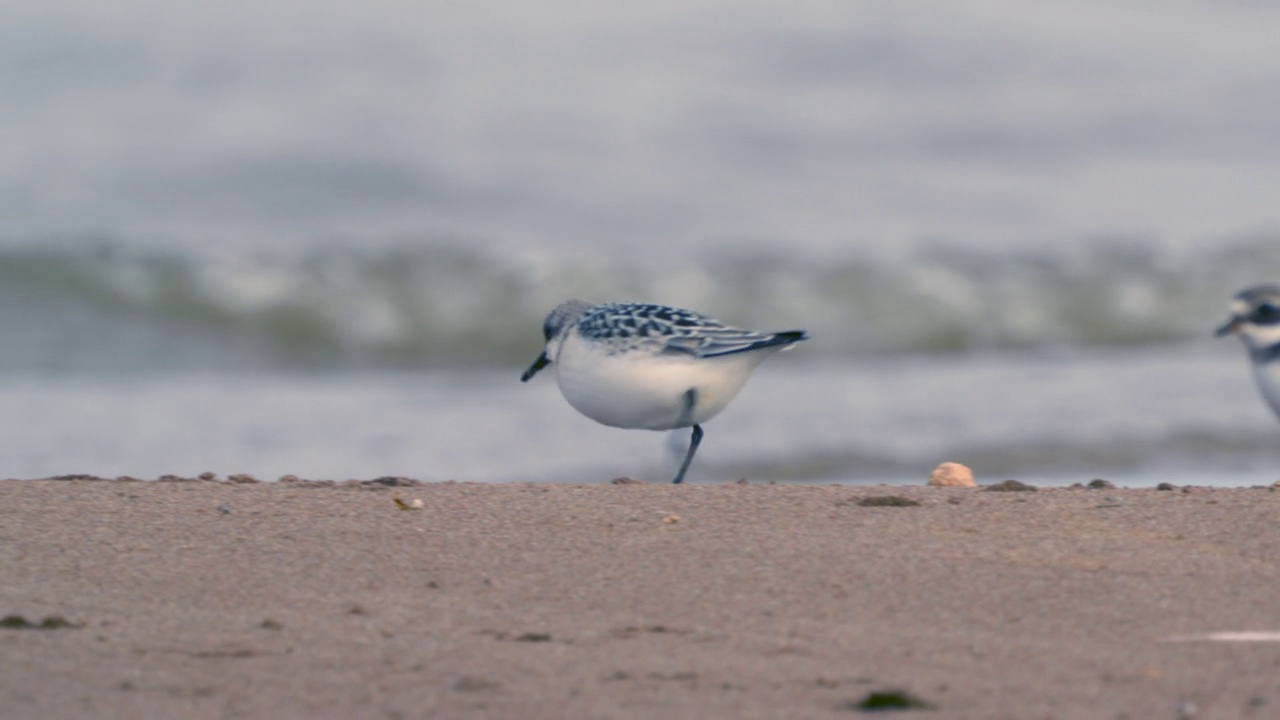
[928,462,976,488]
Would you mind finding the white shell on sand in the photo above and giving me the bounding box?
[929,462,976,488]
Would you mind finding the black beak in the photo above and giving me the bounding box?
[1215,317,1242,338]
[521,352,550,382]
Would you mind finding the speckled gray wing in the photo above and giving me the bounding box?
[577,303,711,340]
[578,303,807,358]
[664,327,809,358]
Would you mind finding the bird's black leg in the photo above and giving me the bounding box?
[672,388,702,484]
[672,425,702,484]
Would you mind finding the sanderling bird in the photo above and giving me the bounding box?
[1216,284,1280,421]
[521,299,808,483]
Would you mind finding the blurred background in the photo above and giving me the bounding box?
[5,0,1280,484]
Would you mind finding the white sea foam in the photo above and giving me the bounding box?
[3,240,1279,373]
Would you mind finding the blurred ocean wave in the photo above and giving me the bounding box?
[4,236,1278,374]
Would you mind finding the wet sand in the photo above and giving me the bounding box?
[1,477,1278,719]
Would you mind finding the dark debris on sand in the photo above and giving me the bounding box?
[30,474,442,490]
[0,614,82,630]
[361,476,426,488]
[983,480,1038,492]
[845,688,934,712]
[854,496,922,507]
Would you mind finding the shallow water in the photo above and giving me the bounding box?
[5,347,1276,487]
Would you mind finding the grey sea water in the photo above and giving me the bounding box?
[4,349,1279,485]
[4,0,1280,484]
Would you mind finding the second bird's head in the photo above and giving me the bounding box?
[1216,285,1280,353]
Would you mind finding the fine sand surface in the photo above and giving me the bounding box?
[1,477,1278,719]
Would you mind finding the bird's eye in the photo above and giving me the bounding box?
[1251,302,1280,324]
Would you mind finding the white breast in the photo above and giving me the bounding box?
[1252,360,1280,421]
[552,331,779,430]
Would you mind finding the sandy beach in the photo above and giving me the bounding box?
[1,477,1278,719]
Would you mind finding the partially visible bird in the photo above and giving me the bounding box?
[1216,284,1280,421]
